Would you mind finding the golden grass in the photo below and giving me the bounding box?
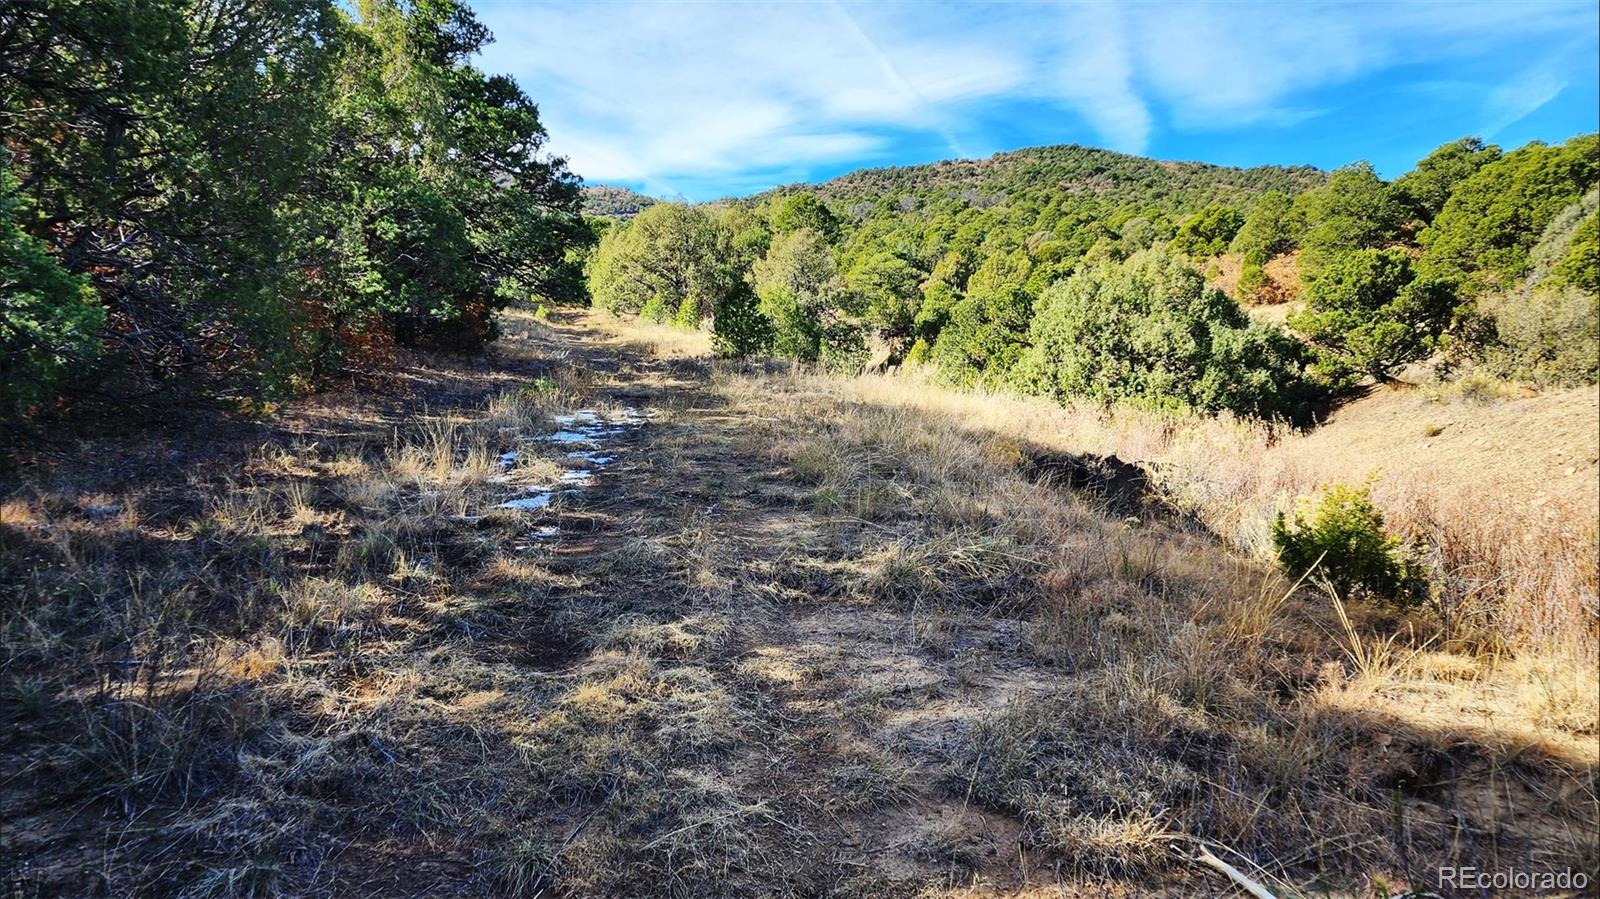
[3,307,1593,897]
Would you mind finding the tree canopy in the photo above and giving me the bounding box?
[1,0,588,427]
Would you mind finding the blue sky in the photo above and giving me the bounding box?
[472,0,1600,202]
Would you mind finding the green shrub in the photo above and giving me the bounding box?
[1,167,105,424]
[928,249,1034,387]
[1541,205,1598,294]
[818,322,869,373]
[1172,205,1244,258]
[589,204,734,320]
[1419,134,1599,296]
[1271,484,1427,607]
[1012,249,1316,420]
[710,281,772,359]
[1293,163,1407,283]
[1288,248,1457,384]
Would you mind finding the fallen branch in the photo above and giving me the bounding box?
[1194,845,1278,899]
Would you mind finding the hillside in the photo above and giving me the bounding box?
[582,185,661,218]
[753,143,1327,214]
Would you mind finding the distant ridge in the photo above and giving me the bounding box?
[581,185,661,219]
[744,143,1326,213]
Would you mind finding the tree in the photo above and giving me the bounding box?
[589,204,734,320]
[307,0,586,356]
[1419,134,1599,296]
[846,251,922,357]
[1,162,105,424]
[1293,163,1408,284]
[1013,249,1313,420]
[1172,205,1244,258]
[1,0,344,397]
[0,0,589,416]
[1237,248,1271,300]
[770,192,840,240]
[1288,249,1456,383]
[752,228,844,361]
[1229,191,1298,258]
[710,281,772,359]
[1392,137,1501,225]
[929,250,1034,386]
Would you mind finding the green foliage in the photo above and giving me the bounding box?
[1289,249,1456,384]
[1230,191,1298,257]
[1529,190,1599,294]
[1392,137,1501,225]
[581,186,659,219]
[1,0,588,418]
[1,165,105,423]
[1419,134,1599,296]
[930,250,1034,386]
[589,204,734,321]
[766,144,1323,216]
[770,192,840,240]
[1013,250,1313,420]
[1548,212,1598,294]
[1237,248,1270,300]
[710,281,772,359]
[846,250,922,355]
[752,229,846,362]
[1294,163,1407,281]
[1271,484,1426,607]
[1172,205,1244,258]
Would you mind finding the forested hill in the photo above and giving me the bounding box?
[750,144,1327,215]
[582,185,661,218]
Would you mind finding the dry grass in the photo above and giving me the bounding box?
[2,308,1593,897]
[810,366,1598,656]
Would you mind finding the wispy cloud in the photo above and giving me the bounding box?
[470,0,1599,198]
[1481,61,1570,138]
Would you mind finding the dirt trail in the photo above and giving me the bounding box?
[477,314,1054,895]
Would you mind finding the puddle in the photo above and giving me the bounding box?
[544,430,598,444]
[497,493,554,512]
[477,406,650,517]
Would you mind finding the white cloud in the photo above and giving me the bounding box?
[1481,62,1569,138]
[468,0,1597,196]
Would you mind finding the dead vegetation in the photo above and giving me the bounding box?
[2,308,1594,897]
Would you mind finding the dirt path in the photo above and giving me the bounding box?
[463,313,1055,896]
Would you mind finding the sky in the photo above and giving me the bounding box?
[471,0,1600,202]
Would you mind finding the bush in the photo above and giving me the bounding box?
[928,249,1034,387]
[588,204,734,320]
[1237,248,1270,300]
[1172,205,1244,258]
[1288,248,1457,384]
[1477,286,1599,386]
[1547,212,1598,293]
[1293,163,1407,282]
[2,164,104,425]
[710,282,772,359]
[1419,134,1599,296]
[1012,249,1316,420]
[1271,484,1427,607]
